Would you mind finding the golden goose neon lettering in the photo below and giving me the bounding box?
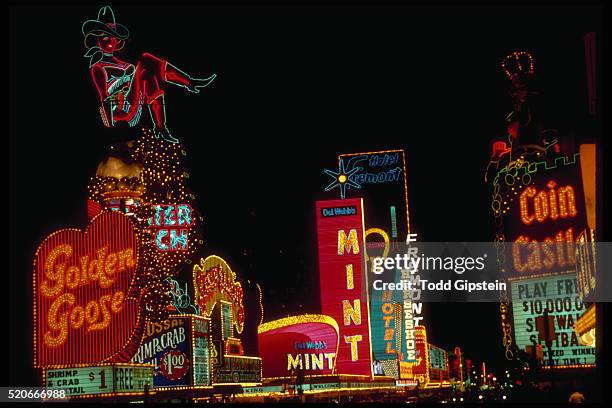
[40,244,135,348]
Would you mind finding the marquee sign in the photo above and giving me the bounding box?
[316,198,373,378]
[510,274,595,367]
[43,363,153,398]
[213,356,262,384]
[257,314,339,378]
[490,153,593,363]
[33,211,142,367]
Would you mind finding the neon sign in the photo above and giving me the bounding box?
[512,228,577,273]
[343,153,403,185]
[33,212,141,367]
[491,153,594,368]
[316,198,373,378]
[323,158,361,200]
[257,314,339,378]
[410,325,429,384]
[131,315,211,387]
[148,204,194,251]
[193,255,245,335]
[519,181,577,225]
[365,227,407,362]
[499,157,588,278]
[82,6,216,143]
[511,275,595,367]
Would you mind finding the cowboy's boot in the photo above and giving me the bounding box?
[165,62,216,93]
[148,93,179,143]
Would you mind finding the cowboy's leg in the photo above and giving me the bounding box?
[141,73,179,143]
[140,52,216,92]
[143,76,165,130]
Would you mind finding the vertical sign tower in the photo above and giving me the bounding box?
[316,198,374,378]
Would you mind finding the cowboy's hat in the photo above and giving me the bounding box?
[82,6,129,40]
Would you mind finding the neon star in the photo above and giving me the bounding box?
[323,158,361,199]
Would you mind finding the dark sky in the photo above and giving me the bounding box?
[9,4,602,385]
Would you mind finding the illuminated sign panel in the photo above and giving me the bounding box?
[44,364,153,397]
[411,326,429,383]
[493,155,595,366]
[213,356,262,384]
[148,204,194,251]
[257,315,339,378]
[221,301,233,340]
[132,317,190,386]
[193,256,245,335]
[338,150,410,245]
[510,274,595,367]
[316,198,373,378]
[370,292,401,360]
[428,344,449,382]
[398,325,428,382]
[502,159,587,278]
[339,150,417,366]
[131,315,211,387]
[193,318,211,386]
[364,228,407,363]
[575,229,596,299]
[33,212,141,367]
[428,345,446,370]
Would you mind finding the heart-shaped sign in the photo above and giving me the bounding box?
[33,211,142,367]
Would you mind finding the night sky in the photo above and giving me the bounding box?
[9,4,602,386]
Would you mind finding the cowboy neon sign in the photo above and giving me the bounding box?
[148,204,194,251]
[82,6,216,143]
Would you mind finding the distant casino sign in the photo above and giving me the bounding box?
[257,315,339,378]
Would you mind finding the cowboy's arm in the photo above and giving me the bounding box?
[91,65,114,127]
